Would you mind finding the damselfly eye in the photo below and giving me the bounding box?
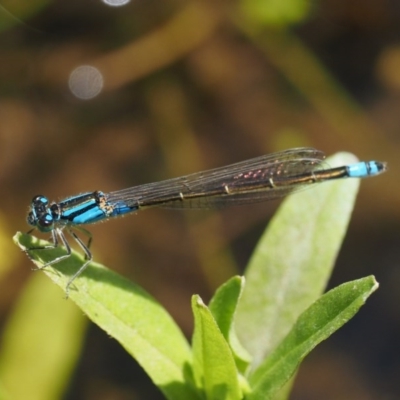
[37,214,54,232]
[32,195,48,207]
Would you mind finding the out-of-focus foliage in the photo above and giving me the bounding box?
[239,0,315,27]
[0,0,396,398]
[0,1,50,32]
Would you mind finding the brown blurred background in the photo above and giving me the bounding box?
[0,0,398,399]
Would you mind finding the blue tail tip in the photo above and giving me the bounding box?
[347,161,387,178]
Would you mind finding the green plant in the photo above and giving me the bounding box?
[11,152,379,399]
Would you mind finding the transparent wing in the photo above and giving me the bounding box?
[106,147,327,209]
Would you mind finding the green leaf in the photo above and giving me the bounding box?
[14,232,199,400]
[247,276,379,399]
[209,276,252,374]
[192,295,242,400]
[235,152,362,368]
[0,272,86,400]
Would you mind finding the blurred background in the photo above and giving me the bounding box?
[0,0,398,399]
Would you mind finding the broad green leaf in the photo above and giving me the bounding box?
[209,276,252,374]
[192,295,242,400]
[14,232,199,400]
[0,271,86,400]
[248,276,379,399]
[235,152,361,368]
